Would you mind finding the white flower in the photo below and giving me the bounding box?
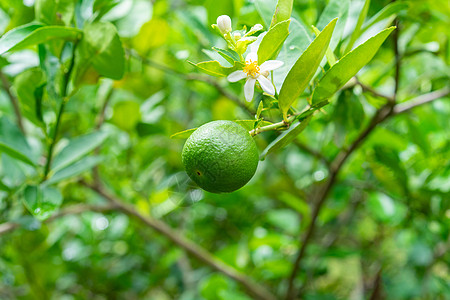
[216,15,232,34]
[227,52,283,102]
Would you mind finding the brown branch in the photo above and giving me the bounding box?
[0,70,25,133]
[0,204,117,236]
[285,103,394,299]
[285,86,448,298]
[354,77,394,102]
[369,267,384,300]
[82,180,277,300]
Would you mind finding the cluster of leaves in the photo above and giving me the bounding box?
[0,0,449,299]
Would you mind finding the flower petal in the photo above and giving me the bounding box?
[244,78,256,102]
[260,60,284,72]
[245,52,258,64]
[227,71,247,82]
[257,75,275,96]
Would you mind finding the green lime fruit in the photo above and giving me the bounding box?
[182,120,259,193]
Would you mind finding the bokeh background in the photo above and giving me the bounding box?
[0,0,449,299]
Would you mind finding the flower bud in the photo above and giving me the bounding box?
[216,15,232,34]
[233,32,242,40]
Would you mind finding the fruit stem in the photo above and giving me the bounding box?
[249,114,296,136]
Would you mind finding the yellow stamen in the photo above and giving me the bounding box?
[243,60,260,78]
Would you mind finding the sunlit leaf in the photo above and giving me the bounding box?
[0,24,82,55]
[278,18,337,119]
[312,27,395,104]
[257,19,290,64]
[188,60,245,77]
[270,0,293,28]
[170,128,197,139]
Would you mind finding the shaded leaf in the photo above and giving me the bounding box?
[72,22,125,84]
[23,185,63,221]
[0,117,36,166]
[51,131,109,173]
[344,0,371,53]
[361,2,409,34]
[46,156,104,185]
[13,68,46,126]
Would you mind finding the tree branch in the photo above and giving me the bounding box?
[82,180,278,300]
[0,70,25,133]
[285,85,449,298]
[393,87,450,115]
[0,204,117,236]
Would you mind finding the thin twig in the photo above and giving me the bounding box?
[354,77,394,102]
[82,180,278,300]
[0,204,117,236]
[0,70,25,133]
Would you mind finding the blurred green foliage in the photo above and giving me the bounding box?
[0,0,449,299]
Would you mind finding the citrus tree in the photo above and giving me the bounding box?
[0,0,449,299]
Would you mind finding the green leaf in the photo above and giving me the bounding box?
[270,0,293,28]
[23,185,63,221]
[278,18,337,119]
[212,47,241,65]
[260,115,312,160]
[170,128,197,139]
[188,60,245,77]
[255,0,278,28]
[266,209,300,235]
[361,2,408,34]
[0,24,82,55]
[110,101,141,131]
[256,101,264,119]
[0,117,36,166]
[51,131,108,173]
[344,0,371,54]
[273,18,312,90]
[311,27,395,104]
[46,156,104,185]
[316,0,350,51]
[257,19,290,64]
[35,0,75,26]
[72,22,125,83]
[13,68,46,126]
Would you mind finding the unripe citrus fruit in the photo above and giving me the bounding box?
[182,120,259,193]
